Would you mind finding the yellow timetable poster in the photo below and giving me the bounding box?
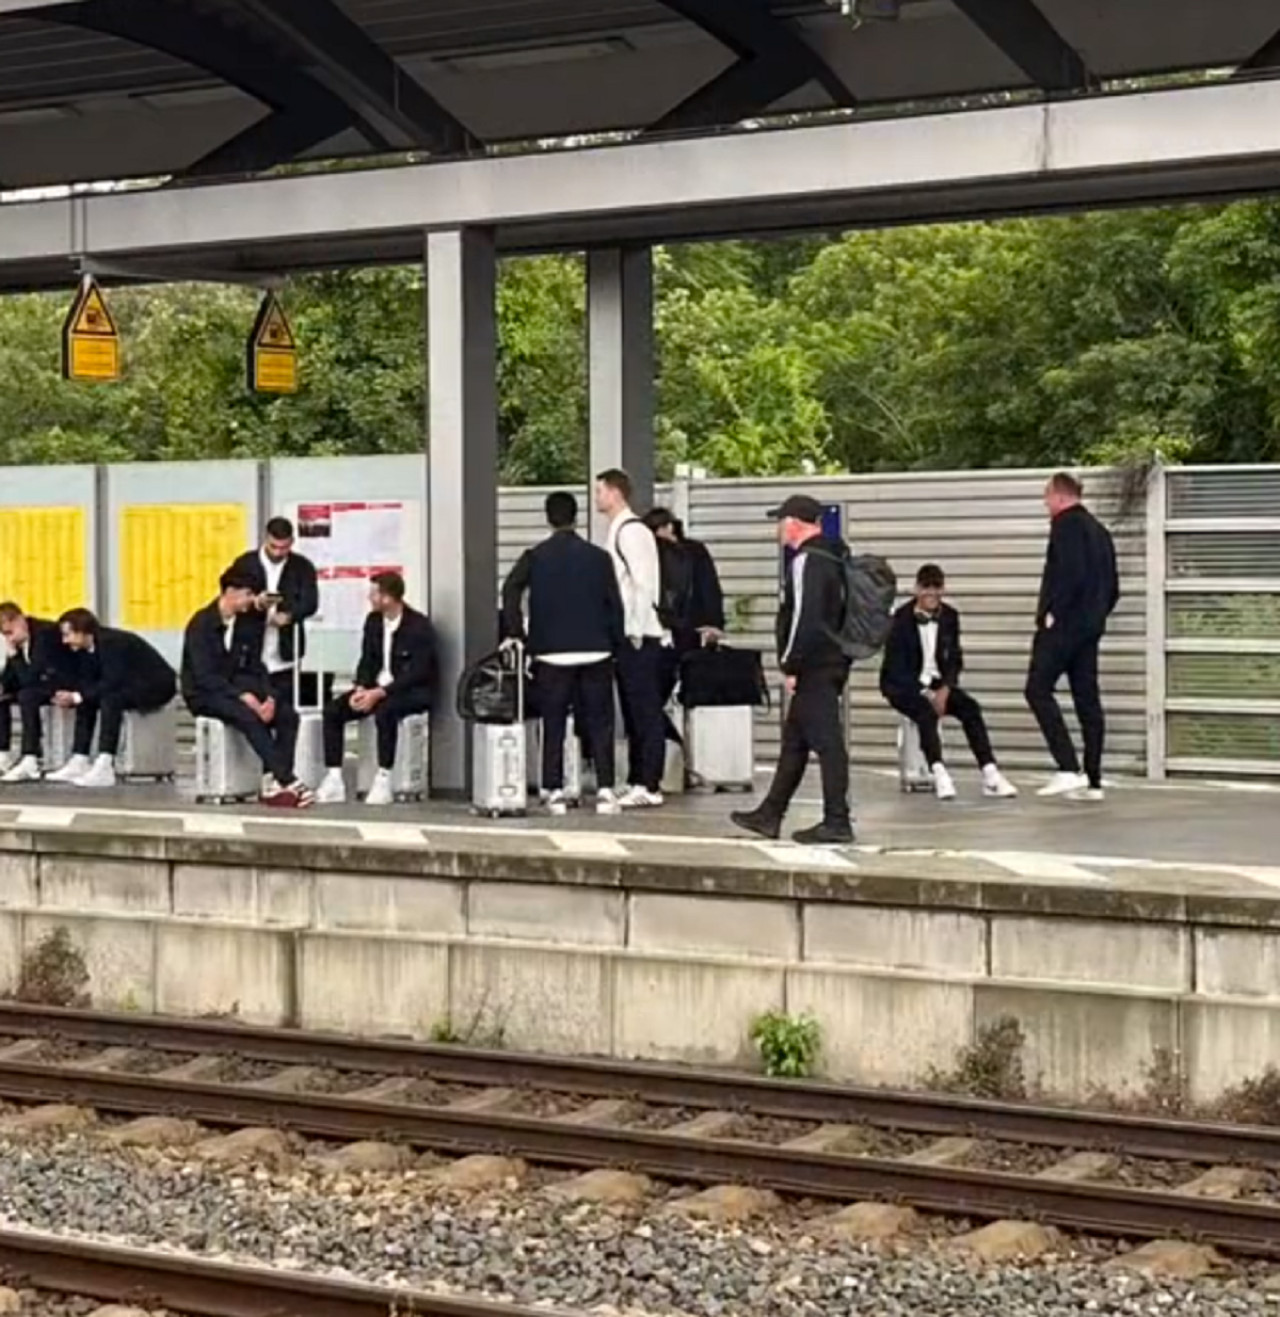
[0,507,87,617]
[121,503,248,631]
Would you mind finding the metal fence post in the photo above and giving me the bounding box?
[1144,461,1168,780]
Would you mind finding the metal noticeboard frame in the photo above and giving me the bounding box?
[247,292,298,394]
[61,274,120,383]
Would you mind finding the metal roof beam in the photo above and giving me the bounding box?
[949,0,1091,92]
[650,0,855,134]
[42,0,387,174]
[221,0,479,156]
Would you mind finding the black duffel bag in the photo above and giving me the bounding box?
[457,645,535,724]
[678,645,770,710]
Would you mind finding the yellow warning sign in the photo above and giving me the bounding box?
[62,275,120,383]
[248,293,298,394]
[0,507,87,617]
[121,503,248,631]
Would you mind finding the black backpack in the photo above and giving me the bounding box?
[810,547,897,662]
[619,519,693,632]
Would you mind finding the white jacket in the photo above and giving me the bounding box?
[606,509,667,643]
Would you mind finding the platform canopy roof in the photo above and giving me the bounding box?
[1,0,1279,191]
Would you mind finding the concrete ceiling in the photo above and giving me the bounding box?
[0,0,1277,190]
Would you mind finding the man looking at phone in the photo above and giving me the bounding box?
[227,517,319,784]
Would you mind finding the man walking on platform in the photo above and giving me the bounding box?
[228,517,319,788]
[731,494,854,846]
[502,491,624,816]
[1025,471,1120,801]
[596,469,668,809]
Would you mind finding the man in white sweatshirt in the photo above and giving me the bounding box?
[595,468,667,808]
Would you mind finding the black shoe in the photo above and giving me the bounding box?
[792,821,855,846]
[730,809,781,841]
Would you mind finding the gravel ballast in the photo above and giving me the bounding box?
[0,1134,1276,1317]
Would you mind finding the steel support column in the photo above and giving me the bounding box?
[426,228,497,795]
[588,247,655,538]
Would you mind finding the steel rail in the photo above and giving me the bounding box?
[0,1228,568,1317]
[0,1060,1277,1256]
[0,1001,1276,1165]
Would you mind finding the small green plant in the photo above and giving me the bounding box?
[1213,1066,1280,1126]
[15,928,90,1008]
[1139,1047,1186,1116]
[926,1016,1027,1101]
[429,997,509,1049]
[750,1009,821,1079]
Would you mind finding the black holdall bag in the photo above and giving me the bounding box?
[456,644,534,725]
[678,645,770,710]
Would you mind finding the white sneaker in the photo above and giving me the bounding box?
[931,763,957,801]
[364,769,394,807]
[0,752,15,776]
[1037,771,1089,798]
[315,769,347,805]
[74,755,117,789]
[596,788,621,817]
[1,756,41,784]
[982,765,1018,799]
[47,754,92,785]
[546,789,568,817]
[1078,786,1105,802]
[619,785,664,809]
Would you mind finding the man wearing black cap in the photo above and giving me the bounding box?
[731,494,854,845]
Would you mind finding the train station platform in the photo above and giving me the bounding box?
[0,768,1275,1111]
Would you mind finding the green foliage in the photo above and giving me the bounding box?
[750,1009,822,1079]
[14,928,90,1008]
[925,1016,1028,1101]
[6,204,1280,477]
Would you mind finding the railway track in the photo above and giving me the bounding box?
[0,1003,1277,1257]
[0,1228,569,1317]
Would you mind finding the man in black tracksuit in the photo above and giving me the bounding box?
[502,491,625,815]
[1025,471,1120,799]
[181,568,311,808]
[731,494,853,846]
[47,608,177,788]
[0,602,73,781]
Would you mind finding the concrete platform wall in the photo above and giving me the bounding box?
[3,842,1278,1104]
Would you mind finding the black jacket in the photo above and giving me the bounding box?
[501,529,624,659]
[354,605,437,698]
[78,627,177,703]
[180,602,269,707]
[880,602,963,701]
[1,617,72,693]
[227,549,319,665]
[1036,504,1120,638]
[684,537,726,633]
[776,535,851,676]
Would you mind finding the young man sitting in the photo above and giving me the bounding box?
[315,572,436,806]
[47,608,177,788]
[879,563,1017,801]
[181,568,313,809]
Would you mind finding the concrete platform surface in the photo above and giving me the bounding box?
[0,766,1276,913]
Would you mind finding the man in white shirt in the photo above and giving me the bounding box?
[595,468,668,808]
[879,563,1016,801]
[316,572,437,807]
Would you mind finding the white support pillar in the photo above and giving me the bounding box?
[588,246,655,540]
[426,228,497,796]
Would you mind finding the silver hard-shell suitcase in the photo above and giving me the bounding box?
[685,705,754,791]
[40,706,83,769]
[529,714,582,803]
[471,642,527,817]
[358,710,429,801]
[117,705,178,781]
[194,716,261,804]
[294,710,325,791]
[898,716,935,793]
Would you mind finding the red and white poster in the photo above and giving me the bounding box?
[294,500,416,632]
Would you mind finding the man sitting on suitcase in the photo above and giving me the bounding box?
[879,564,1017,802]
[45,608,177,789]
[181,568,314,809]
[0,601,75,783]
[315,572,437,806]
